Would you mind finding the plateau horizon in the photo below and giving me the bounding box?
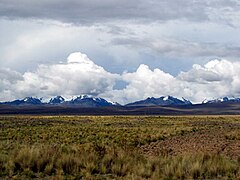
[1,95,240,107]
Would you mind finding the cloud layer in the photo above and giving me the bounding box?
[1,1,240,77]
[1,0,240,26]
[1,52,240,104]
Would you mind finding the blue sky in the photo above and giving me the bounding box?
[1,0,240,104]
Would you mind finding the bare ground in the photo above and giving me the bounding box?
[140,121,240,159]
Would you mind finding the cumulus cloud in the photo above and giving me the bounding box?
[121,64,180,98]
[178,59,235,83]
[0,52,118,101]
[1,52,240,104]
[103,64,190,104]
[177,59,240,102]
[104,59,240,104]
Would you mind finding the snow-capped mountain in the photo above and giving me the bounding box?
[68,95,119,107]
[49,96,65,104]
[1,95,119,107]
[202,97,240,104]
[126,96,192,106]
[3,97,43,105]
[3,95,240,107]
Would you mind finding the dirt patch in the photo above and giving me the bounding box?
[140,126,240,159]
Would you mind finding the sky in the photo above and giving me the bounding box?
[1,0,240,104]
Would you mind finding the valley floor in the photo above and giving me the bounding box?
[1,115,240,179]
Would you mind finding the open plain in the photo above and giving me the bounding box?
[1,115,240,179]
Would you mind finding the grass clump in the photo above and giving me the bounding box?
[1,144,240,179]
[0,115,240,178]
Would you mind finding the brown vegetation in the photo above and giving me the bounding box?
[0,115,240,179]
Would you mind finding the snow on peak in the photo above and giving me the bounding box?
[79,94,93,99]
[23,97,29,102]
[202,99,209,104]
[59,96,64,101]
[105,100,119,105]
[49,96,65,104]
[202,96,240,104]
[163,96,169,101]
[23,97,39,101]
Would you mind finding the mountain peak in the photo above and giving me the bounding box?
[202,97,240,104]
[126,95,192,106]
[49,96,65,104]
[3,97,42,105]
[69,95,119,107]
[163,96,170,101]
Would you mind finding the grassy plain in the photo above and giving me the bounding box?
[0,115,240,179]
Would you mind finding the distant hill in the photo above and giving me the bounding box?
[126,96,192,107]
[2,97,42,105]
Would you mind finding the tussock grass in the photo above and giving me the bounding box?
[0,144,239,179]
[0,115,240,178]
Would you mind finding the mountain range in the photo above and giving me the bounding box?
[0,95,118,107]
[1,95,240,107]
[202,97,240,104]
[126,96,192,106]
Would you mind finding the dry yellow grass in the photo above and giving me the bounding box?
[0,115,240,178]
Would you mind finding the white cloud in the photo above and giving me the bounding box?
[104,59,240,104]
[178,59,234,83]
[0,68,23,100]
[1,52,240,104]
[1,18,240,77]
[177,59,240,102]
[121,64,180,99]
[0,52,118,101]
[102,64,189,104]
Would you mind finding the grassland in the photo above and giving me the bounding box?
[0,115,240,179]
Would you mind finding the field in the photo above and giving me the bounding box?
[1,115,240,179]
